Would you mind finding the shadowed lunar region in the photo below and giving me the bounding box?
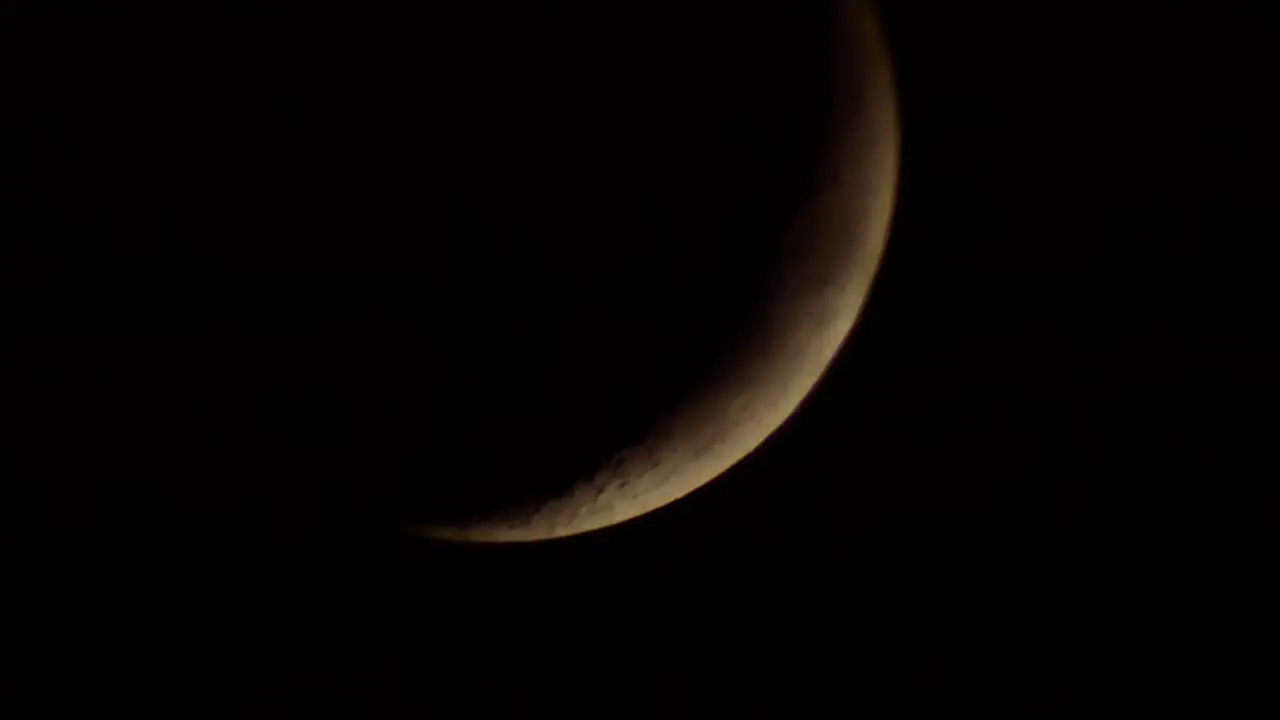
[412,0,900,542]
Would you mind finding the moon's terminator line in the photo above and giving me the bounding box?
[416,0,900,542]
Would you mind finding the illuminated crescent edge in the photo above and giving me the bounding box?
[412,0,900,543]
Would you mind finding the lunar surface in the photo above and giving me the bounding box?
[416,0,900,542]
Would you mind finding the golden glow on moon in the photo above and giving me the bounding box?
[414,0,899,543]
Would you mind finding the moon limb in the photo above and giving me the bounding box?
[414,0,900,543]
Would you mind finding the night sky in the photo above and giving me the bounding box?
[2,2,1272,714]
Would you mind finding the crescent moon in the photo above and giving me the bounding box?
[413,0,899,542]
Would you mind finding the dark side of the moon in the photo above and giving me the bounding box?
[4,5,841,534]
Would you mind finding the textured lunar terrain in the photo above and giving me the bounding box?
[417,0,900,542]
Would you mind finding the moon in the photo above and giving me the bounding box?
[412,0,899,542]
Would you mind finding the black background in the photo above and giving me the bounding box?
[2,2,1274,715]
